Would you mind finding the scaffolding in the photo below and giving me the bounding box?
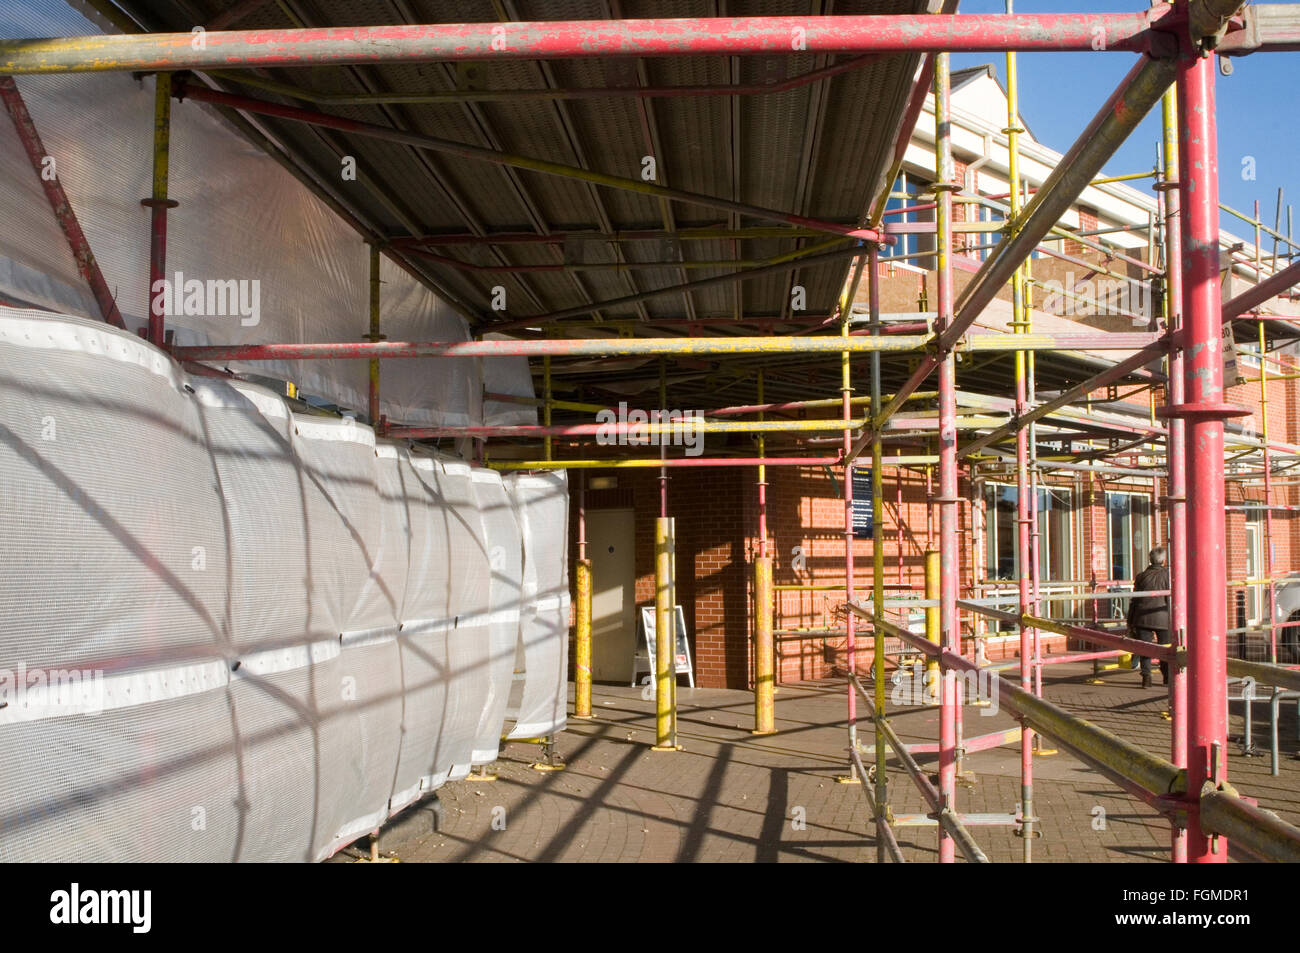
[5,0,1300,863]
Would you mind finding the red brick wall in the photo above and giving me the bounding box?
[565,352,1300,687]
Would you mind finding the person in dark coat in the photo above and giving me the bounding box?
[1127,546,1171,688]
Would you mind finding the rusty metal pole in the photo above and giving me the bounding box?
[0,76,125,329]
[144,72,177,348]
[367,242,381,426]
[544,355,553,462]
[972,477,988,666]
[1176,42,1235,863]
[934,51,960,865]
[869,244,890,855]
[1162,81,1189,863]
[574,472,593,719]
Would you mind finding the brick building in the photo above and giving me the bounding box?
[567,65,1300,690]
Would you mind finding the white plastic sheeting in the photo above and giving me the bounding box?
[0,306,575,862]
[468,469,523,764]
[505,472,572,739]
[0,0,535,429]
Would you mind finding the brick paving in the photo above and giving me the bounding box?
[353,664,1300,863]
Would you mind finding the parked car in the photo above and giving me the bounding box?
[1271,573,1300,664]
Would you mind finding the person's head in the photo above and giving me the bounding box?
[1149,546,1167,567]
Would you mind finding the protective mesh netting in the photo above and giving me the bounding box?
[0,307,570,861]
[505,472,572,740]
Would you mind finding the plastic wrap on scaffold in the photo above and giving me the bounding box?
[324,439,409,850]
[433,457,493,781]
[0,0,536,429]
[504,471,571,739]
[0,303,553,860]
[468,468,523,764]
[388,451,455,811]
[0,308,238,861]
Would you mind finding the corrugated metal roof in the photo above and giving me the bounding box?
[105,0,1164,423]
[114,0,932,333]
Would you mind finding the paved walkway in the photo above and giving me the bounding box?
[352,665,1300,863]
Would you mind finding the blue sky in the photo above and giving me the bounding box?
[950,0,1300,247]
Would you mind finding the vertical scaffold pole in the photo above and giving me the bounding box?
[972,477,988,666]
[1006,3,1035,859]
[367,242,381,425]
[1161,82,1189,863]
[934,51,959,865]
[925,551,941,702]
[1252,201,1276,665]
[1176,42,1233,863]
[574,472,593,719]
[544,356,553,462]
[145,72,176,348]
[755,369,776,734]
[870,244,890,857]
[653,516,678,751]
[1259,320,1276,663]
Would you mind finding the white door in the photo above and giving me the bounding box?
[587,508,637,682]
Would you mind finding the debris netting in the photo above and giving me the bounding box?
[0,307,570,861]
[0,0,535,429]
[505,472,572,740]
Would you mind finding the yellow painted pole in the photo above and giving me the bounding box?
[144,71,175,348]
[1006,3,1035,862]
[574,557,593,718]
[753,555,775,734]
[925,550,941,705]
[652,517,679,750]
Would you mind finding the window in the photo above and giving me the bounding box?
[983,484,1073,582]
[884,171,931,262]
[1106,490,1152,584]
[1245,504,1265,623]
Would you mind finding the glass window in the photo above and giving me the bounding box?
[884,171,930,261]
[983,483,1073,582]
[1106,491,1152,583]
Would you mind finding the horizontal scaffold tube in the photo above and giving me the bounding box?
[846,602,1186,800]
[1225,656,1300,693]
[389,418,861,439]
[0,12,1176,75]
[1221,259,1300,321]
[1199,784,1300,863]
[173,332,1162,362]
[487,455,842,470]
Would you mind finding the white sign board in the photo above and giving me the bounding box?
[632,605,695,688]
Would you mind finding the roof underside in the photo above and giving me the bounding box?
[99,0,1192,432]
